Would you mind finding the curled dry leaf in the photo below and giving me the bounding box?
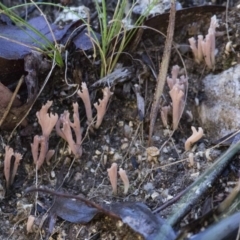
[0,82,22,108]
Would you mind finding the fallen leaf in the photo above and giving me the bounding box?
[108,202,176,240]
[0,14,97,60]
[50,196,98,223]
[26,187,176,240]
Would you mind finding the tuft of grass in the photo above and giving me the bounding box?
[92,0,158,78]
[0,1,158,74]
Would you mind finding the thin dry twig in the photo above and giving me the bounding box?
[148,0,176,145]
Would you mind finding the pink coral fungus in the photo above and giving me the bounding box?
[4,146,22,189]
[56,102,82,158]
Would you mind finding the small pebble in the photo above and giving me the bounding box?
[151,191,160,200]
[95,150,101,155]
[129,121,133,127]
[121,143,129,150]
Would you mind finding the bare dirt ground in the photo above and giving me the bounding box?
[1,0,240,239]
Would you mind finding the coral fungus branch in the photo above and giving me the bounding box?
[94,87,113,129]
[185,126,204,151]
[56,103,82,158]
[77,82,93,125]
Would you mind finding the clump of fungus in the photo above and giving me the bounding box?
[167,65,188,130]
[188,15,219,69]
[118,168,130,195]
[31,100,58,169]
[77,82,113,129]
[56,102,82,158]
[93,87,113,129]
[185,126,204,151]
[107,163,118,195]
[107,163,130,195]
[4,146,22,189]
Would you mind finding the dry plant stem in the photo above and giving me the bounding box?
[30,0,57,46]
[0,75,24,128]
[148,0,176,145]
[25,187,121,220]
[167,141,240,227]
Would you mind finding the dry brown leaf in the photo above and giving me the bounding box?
[0,82,22,108]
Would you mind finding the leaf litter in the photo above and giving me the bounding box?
[1,1,240,240]
[26,187,176,240]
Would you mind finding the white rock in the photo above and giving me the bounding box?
[95,150,101,155]
[121,143,129,150]
[199,64,240,139]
